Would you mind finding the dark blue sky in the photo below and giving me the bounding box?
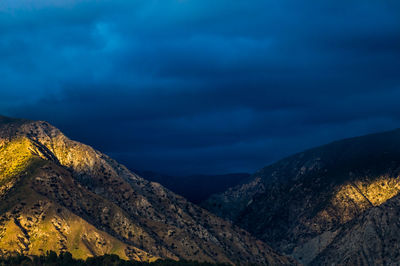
[1,0,400,175]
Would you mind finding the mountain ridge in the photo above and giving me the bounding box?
[204,127,400,265]
[0,115,295,264]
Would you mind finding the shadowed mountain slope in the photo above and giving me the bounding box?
[204,128,400,265]
[310,192,400,265]
[0,115,295,265]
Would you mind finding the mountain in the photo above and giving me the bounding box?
[203,128,400,265]
[136,171,251,204]
[310,192,400,265]
[0,115,295,265]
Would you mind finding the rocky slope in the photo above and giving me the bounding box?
[310,192,400,265]
[204,128,400,265]
[0,115,294,264]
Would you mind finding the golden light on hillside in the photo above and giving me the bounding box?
[319,176,400,225]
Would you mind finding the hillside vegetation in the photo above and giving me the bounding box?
[0,251,230,266]
[0,116,295,265]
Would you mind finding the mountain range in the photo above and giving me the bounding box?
[204,128,400,265]
[0,115,294,265]
[5,114,400,265]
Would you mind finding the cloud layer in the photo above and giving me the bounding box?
[1,0,400,175]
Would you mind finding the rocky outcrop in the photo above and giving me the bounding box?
[311,193,400,265]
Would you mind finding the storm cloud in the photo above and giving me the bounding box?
[1,0,400,175]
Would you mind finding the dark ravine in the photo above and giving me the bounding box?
[204,128,400,265]
[136,171,251,204]
[0,115,296,265]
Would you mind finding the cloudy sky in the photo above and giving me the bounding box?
[1,0,400,175]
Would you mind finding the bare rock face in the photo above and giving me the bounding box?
[204,129,400,265]
[0,116,295,265]
[311,193,400,265]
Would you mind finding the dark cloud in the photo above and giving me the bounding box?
[1,0,400,175]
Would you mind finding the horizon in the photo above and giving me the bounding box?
[2,112,400,177]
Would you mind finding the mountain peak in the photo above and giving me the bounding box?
[0,117,295,264]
